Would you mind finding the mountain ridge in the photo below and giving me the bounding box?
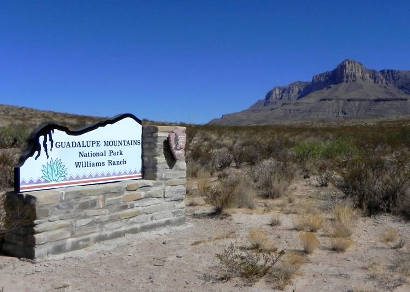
[211,59,410,125]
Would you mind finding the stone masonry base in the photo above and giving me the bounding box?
[1,125,186,259]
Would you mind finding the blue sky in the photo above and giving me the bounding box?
[1,1,409,124]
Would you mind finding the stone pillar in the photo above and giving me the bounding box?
[0,125,186,259]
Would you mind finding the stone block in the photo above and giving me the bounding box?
[126,180,150,191]
[138,202,174,215]
[34,229,71,245]
[105,196,122,206]
[174,201,185,209]
[128,214,151,224]
[133,198,162,207]
[145,188,164,198]
[164,185,186,198]
[33,190,60,205]
[77,198,98,209]
[122,192,143,202]
[103,221,125,231]
[34,220,72,233]
[75,218,94,227]
[116,208,141,219]
[85,209,109,216]
[62,183,124,201]
[36,207,50,219]
[73,225,99,237]
[172,209,185,217]
[150,210,174,221]
[174,161,186,170]
[166,178,186,186]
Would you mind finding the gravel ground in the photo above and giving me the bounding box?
[0,179,409,292]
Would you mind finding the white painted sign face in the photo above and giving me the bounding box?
[15,114,142,192]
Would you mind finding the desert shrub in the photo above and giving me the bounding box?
[203,172,255,212]
[252,159,294,198]
[398,187,410,219]
[380,228,399,244]
[268,251,305,290]
[321,138,359,160]
[231,178,255,209]
[196,170,211,197]
[293,141,325,162]
[339,157,409,215]
[247,228,276,252]
[0,152,14,189]
[216,243,285,282]
[333,204,355,226]
[186,160,201,178]
[232,141,260,166]
[294,212,324,232]
[203,182,233,213]
[331,222,352,238]
[211,147,233,170]
[330,238,352,252]
[0,126,29,148]
[330,204,355,238]
[299,232,320,254]
[269,215,281,226]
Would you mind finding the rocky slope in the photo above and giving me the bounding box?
[210,60,410,125]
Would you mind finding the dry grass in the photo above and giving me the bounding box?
[252,159,294,199]
[331,222,352,238]
[231,180,256,209]
[269,215,281,226]
[284,251,306,269]
[330,238,353,252]
[248,228,277,252]
[380,228,399,243]
[330,204,355,238]
[334,204,355,226]
[196,170,211,196]
[294,212,324,232]
[299,232,320,254]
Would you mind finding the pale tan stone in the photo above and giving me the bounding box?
[123,193,143,202]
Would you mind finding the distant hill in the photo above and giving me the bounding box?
[210,60,410,125]
[0,104,104,130]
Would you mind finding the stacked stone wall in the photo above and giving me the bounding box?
[1,125,186,259]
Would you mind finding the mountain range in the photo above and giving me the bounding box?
[210,59,410,125]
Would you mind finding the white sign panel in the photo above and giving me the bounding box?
[15,114,142,192]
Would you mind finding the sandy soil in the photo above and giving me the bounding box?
[0,178,409,292]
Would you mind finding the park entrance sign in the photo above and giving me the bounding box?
[15,114,142,192]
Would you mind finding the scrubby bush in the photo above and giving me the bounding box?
[294,212,324,232]
[0,152,14,189]
[232,141,260,166]
[339,157,409,215]
[0,127,29,148]
[247,228,276,252]
[203,171,255,212]
[252,159,294,198]
[269,215,281,226]
[330,238,352,252]
[216,243,285,282]
[380,228,399,244]
[299,232,320,254]
[211,147,233,170]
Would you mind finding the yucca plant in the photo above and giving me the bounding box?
[41,158,67,182]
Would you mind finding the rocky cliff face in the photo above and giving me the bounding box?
[211,59,410,125]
